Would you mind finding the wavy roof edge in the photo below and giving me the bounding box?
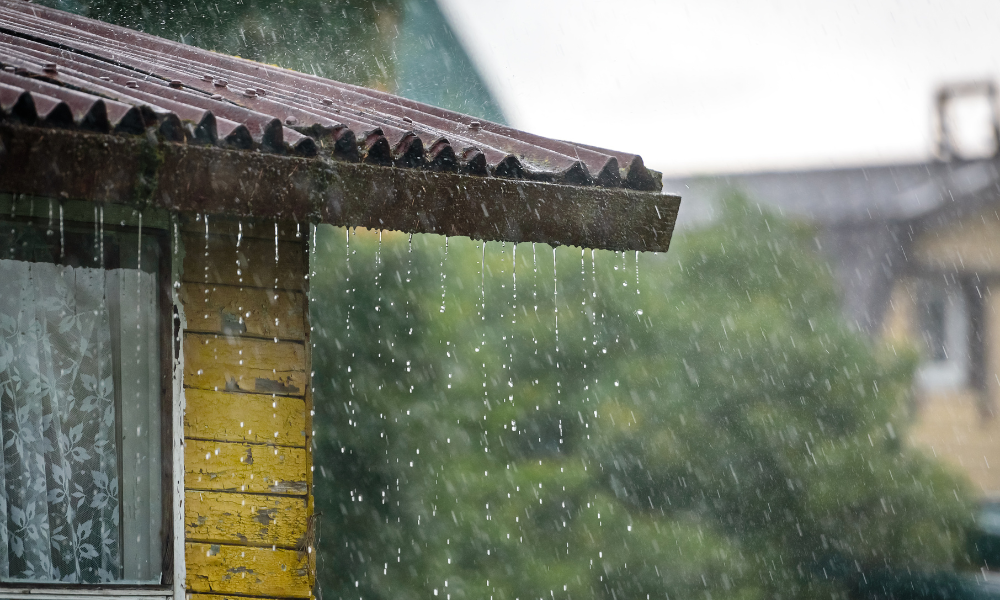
[0,0,661,192]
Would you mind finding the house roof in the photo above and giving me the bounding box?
[0,0,677,253]
[664,159,1000,227]
[0,1,664,191]
[662,158,1000,332]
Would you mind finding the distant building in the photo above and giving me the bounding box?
[664,157,1000,495]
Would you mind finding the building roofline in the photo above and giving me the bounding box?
[0,123,679,252]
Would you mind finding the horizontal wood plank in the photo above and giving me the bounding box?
[180,215,307,241]
[186,542,312,598]
[188,596,299,600]
[185,491,307,548]
[185,389,306,446]
[181,283,306,340]
[182,232,306,290]
[183,333,306,396]
[186,439,308,495]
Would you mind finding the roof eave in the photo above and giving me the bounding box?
[0,123,679,253]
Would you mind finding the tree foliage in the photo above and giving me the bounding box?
[36,0,403,88]
[310,193,974,600]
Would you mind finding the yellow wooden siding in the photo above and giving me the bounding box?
[181,283,306,340]
[186,439,308,495]
[189,595,306,600]
[189,596,300,600]
[182,232,306,290]
[184,389,306,446]
[183,333,306,396]
[182,221,312,600]
[186,542,313,598]
[186,491,307,548]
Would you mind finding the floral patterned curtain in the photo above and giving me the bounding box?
[0,259,121,583]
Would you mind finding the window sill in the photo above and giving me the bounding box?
[0,586,171,599]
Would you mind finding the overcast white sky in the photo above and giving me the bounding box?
[437,0,1000,176]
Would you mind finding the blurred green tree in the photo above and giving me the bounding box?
[309,192,974,600]
[37,0,403,88]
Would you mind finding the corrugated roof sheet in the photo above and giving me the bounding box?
[0,0,661,191]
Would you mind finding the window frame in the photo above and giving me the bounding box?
[0,195,179,600]
[914,275,971,392]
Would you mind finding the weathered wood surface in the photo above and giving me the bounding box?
[184,389,306,446]
[178,220,313,600]
[186,491,307,548]
[186,542,312,598]
[186,439,308,495]
[182,232,306,290]
[189,595,303,600]
[183,333,306,396]
[0,123,680,253]
[181,283,306,340]
[189,595,298,600]
[179,215,307,241]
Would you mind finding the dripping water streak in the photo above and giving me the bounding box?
[345,228,354,395]
[553,247,560,393]
[203,214,209,286]
[532,243,538,356]
[99,205,104,269]
[375,230,383,392]
[406,233,412,326]
[236,221,243,285]
[58,203,64,260]
[509,243,516,402]
[636,250,640,295]
[622,251,627,288]
[512,245,517,324]
[481,242,487,406]
[93,205,99,264]
[440,237,448,313]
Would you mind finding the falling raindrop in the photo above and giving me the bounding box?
[58,202,64,260]
[439,237,448,313]
[406,233,413,327]
[99,205,104,268]
[635,250,640,294]
[553,246,560,393]
[93,205,100,264]
[481,241,488,407]
[344,227,354,395]
[236,221,244,284]
[275,220,280,291]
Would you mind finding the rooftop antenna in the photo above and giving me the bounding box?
[934,80,1000,161]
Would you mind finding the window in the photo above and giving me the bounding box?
[0,201,168,590]
[915,277,970,391]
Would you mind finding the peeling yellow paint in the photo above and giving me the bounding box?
[186,491,307,548]
[185,389,306,446]
[181,221,313,600]
[183,333,306,396]
[186,439,308,495]
[186,542,312,597]
[181,283,306,340]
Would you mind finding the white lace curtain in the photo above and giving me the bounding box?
[0,258,159,584]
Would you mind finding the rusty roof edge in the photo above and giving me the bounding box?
[0,122,678,253]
